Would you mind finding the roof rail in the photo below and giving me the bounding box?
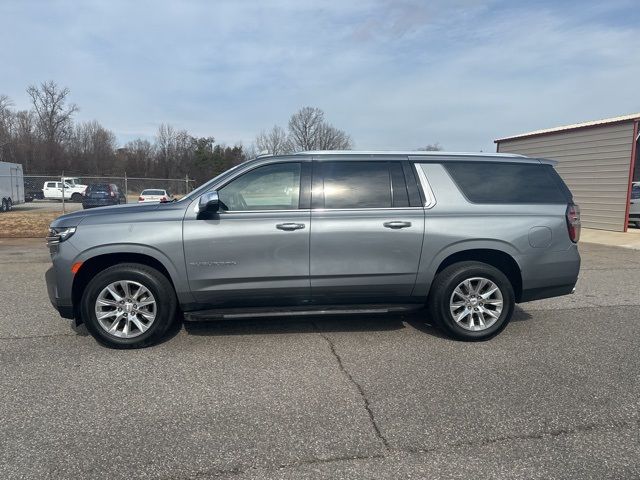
[294,150,527,158]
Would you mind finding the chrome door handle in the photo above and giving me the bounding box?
[383,221,412,229]
[276,223,306,231]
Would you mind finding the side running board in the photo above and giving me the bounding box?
[183,304,422,322]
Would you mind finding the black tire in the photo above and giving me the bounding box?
[71,193,83,203]
[634,221,640,229]
[6,198,12,211]
[0,199,6,212]
[427,261,515,341]
[81,263,177,349]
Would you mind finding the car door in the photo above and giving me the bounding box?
[310,159,426,304]
[183,160,312,308]
[47,182,61,199]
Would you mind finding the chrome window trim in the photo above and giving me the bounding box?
[311,207,424,213]
[192,206,427,214]
[414,164,437,209]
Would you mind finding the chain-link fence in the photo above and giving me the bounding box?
[0,172,196,237]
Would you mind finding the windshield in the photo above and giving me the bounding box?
[64,178,80,186]
[179,159,253,203]
[87,184,111,192]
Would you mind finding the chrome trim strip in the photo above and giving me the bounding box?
[414,164,437,209]
[194,207,426,214]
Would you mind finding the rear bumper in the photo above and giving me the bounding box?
[519,284,576,302]
[517,244,580,303]
[45,267,74,319]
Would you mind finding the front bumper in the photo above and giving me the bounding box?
[45,266,75,319]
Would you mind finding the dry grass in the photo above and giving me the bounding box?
[0,196,187,238]
[0,211,59,238]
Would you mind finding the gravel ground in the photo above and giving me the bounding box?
[0,240,638,479]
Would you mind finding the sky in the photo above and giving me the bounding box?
[1,0,639,152]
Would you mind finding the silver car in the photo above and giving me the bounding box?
[45,151,581,348]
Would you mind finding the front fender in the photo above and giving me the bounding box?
[69,242,195,306]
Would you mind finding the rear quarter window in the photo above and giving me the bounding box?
[443,162,569,204]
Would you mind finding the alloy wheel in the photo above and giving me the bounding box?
[449,277,503,331]
[94,280,157,338]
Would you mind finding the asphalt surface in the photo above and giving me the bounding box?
[12,199,83,213]
[0,239,638,479]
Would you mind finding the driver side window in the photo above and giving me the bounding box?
[218,163,301,211]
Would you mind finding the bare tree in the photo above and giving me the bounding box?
[120,139,155,176]
[315,122,352,150]
[26,81,78,170]
[0,95,13,128]
[255,125,292,155]
[155,124,195,178]
[26,81,77,143]
[288,107,325,151]
[418,143,442,151]
[287,106,351,151]
[0,95,14,161]
[70,120,117,174]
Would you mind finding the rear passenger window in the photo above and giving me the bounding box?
[444,162,568,204]
[322,162,391,209]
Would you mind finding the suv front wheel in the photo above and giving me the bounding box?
[427,261,515,341]
[81,263,177,348]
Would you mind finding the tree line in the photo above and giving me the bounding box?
[0,81,441,186]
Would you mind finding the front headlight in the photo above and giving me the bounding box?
[46,226,77,245]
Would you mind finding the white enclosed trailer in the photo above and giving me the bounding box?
[0,161,25,212]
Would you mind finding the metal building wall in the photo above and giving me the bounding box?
[497,121,636,232]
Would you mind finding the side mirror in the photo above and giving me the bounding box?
[198,191,219,213]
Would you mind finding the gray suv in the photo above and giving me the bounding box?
[45,151,581,348]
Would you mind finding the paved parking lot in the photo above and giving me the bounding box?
[0,239,638,479]
[12,200,84,213]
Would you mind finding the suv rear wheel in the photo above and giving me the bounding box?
[81,263,177,348]
[427,261,515,341]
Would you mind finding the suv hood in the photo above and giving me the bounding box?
[51,202,162,228]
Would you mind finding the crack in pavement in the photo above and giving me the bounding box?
[0,332,77,341]
[170,418,639,479]
[311,320,391,451]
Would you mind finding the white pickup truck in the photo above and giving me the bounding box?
[42,177,87,202]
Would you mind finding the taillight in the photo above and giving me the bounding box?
[160,197,167,203]
[138,196,144,202]
[566,203,580,243]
